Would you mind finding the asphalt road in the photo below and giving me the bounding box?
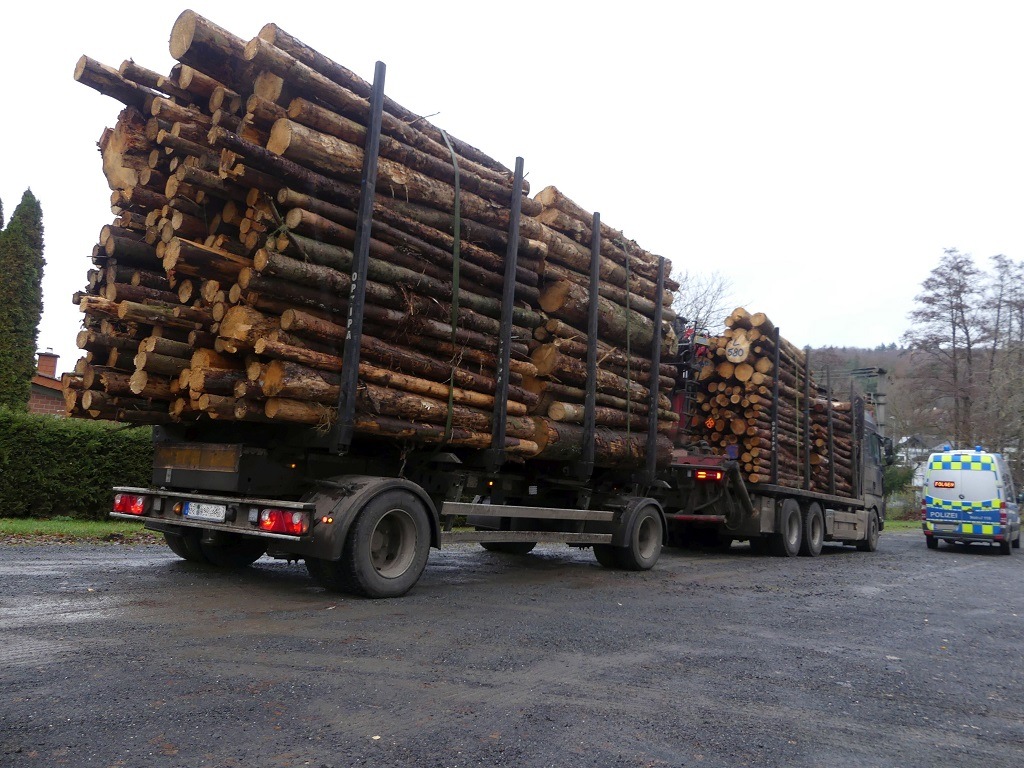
[2,530,1023,767]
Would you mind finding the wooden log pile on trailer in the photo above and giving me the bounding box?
[692,308,855,493]
[64,10,680,470]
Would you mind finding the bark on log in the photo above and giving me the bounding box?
[268,117,537,213]
[531,419,672,468]
[548,401,676,432]
[169,10,255,92]
[539,280,675,355]
[255,25,516,179]
[74,56,158,111]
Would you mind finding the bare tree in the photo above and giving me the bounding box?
[670,269,734,334]
[902,248,984,447]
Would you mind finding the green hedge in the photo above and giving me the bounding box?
[0,409,153,519]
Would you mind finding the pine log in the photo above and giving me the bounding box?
[548,401,676,432]
[273,234,542,328]
[256,25,516,179]
[542,332,676,379]
[543,261,672,319]
[282,204,538,299]
[189,368,245,395]
[531,344,671,397]
[74,56,157,111]
[534,186,673,285]
[531,419,672,468]
[286,96,515,189]
[539,280,675,355]
[268,117,536,213]
[169,10,255,92]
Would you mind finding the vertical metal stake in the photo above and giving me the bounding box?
[574,213,601,478]
[802,349,811,490]
[486,157,525,471]
[827,369,836,496]
[770,327,781,485]
[644,257,666,483]
[332,61,385,454]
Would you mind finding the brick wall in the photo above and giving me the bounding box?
[29,387,66,417]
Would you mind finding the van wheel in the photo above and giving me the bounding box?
[925,536,939,550]
[999,538,1012,555]
[1013,530,1021,549]
[856,511,880,552]
[771,499,802,557]
[799,503,824,557]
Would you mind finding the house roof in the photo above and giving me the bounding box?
[32,374,62,393]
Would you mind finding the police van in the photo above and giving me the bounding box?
[921,448,1021,554]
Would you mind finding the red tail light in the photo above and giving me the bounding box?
[258,509,309,535]
[1000,501,1008,526]
[920,498,927,521]
[695,469,724,482]
[113,493,146,516]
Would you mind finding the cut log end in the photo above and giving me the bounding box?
[169,10,198,60]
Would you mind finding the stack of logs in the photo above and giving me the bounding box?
[693,308,855,493]
[63,10,680,469]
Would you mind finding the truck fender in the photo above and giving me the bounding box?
[306,475,440,561]
[610,497,666,547]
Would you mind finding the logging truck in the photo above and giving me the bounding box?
[110,327,891,598]
[660,329,894,556]
[86,11,890,597]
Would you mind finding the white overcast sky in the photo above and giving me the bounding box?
[2,1,1022,374]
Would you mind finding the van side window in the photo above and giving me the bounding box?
[1001,460,1016,500]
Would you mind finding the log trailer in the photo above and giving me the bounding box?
[111,327,890,598]
[102,40,889,597]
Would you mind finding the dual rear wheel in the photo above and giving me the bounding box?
[306,489,431,599]
[593,502,663,571]
[163,529,266,567]
[767,501,877,557]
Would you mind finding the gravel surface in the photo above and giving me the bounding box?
[2,530,1023,767]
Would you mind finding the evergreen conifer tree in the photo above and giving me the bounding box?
[0,190,46,410]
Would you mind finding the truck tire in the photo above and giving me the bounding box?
[799,503,824,557]
[481,542,537,555]
[771,499,802,557]
[999,537,1012,555]
[333,489,431,598]
[163,530,207,563]
[199,535,267,567]
[748,537,770,555]
[618,503,663,571]
[925,536,939,550]
[593,544,623,569]
[305,557,352,592]
[856,510,881,552]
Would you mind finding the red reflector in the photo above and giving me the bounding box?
[259,509,309,535]
[695,469,724,481]
[113,493,146,516]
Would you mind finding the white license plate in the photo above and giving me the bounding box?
[933,523,958,532]
[184,502,227,522]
